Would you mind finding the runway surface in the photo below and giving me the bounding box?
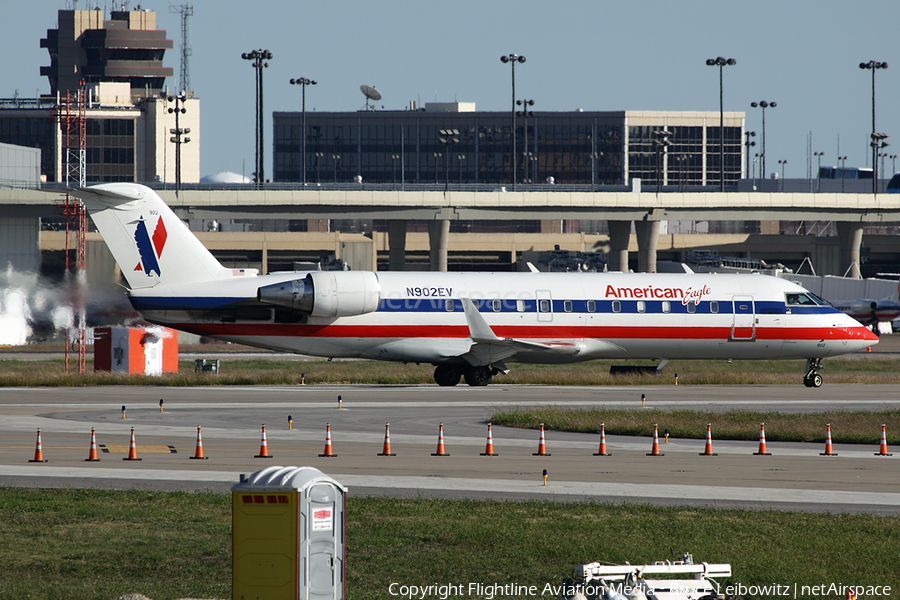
[1,383,897,514]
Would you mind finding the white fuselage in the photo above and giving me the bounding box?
[129,270,877,365]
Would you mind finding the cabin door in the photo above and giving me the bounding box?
[731,295,755,340]
[536,290,553,322]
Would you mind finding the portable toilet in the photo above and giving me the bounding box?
[232,466,347,600]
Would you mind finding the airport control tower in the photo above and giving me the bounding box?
[41,8,173,100]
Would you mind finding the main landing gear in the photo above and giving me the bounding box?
[433,364,496,387]
[803,358,824,388]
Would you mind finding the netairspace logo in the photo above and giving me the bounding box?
[387,581,894,600]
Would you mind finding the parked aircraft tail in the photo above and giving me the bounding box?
[73,183,235,289]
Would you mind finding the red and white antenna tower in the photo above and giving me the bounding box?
[56,84,88,374]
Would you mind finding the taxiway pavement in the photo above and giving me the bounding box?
[0,384,897,514]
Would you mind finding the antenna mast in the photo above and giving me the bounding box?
[170,3,194,94]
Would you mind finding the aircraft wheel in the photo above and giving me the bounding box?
[434,364,461,387]
[463,366,493,387]
[803,373,823,388]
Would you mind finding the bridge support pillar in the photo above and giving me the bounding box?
[388,220,407,271]
[634,220,661,273]
[607,220,631,272]
[836,221,863,279]
[428,219,450,271]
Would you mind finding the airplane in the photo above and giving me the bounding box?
[832,283,900,331]
[73,183,878,389]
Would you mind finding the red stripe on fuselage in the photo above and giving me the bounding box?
[165,323,870,341]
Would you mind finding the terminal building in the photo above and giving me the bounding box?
[273,103,745,189]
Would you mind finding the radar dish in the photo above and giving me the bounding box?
[360,85,382,101]
[360,85,382,111]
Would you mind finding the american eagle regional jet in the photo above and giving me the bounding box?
[74,183,877,388]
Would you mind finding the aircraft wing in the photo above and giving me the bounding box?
[459,298,622,367]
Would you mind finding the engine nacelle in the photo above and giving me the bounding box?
[257,271,380,317]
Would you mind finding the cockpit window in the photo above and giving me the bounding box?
[785,293,822,306]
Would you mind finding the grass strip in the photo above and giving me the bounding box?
[0,488,898,600]
[0,355,899,386]
[490,408,900,445]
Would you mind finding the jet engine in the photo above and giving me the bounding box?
[257,271,380,317]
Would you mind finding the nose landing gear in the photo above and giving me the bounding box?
[803,358,824,388]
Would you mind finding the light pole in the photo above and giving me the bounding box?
[391,154,400,187]
[516,99,534,183]
[652,129,672,194]
[457,154,466,186]
[813,151,824,192]
[438,129,459,192]
[838,155,848,192]
[871,133,890,195]
[778,159,788,192]
[706,57,736,192]
[332,153,340,183]
[750,100,776,179]
[289,77,317,184]
[242,49,272,186]
[433,152,441,185]
[744,131,756,181]
[500,53,526,189]
[161,91,190,197]
[859,60,888,194]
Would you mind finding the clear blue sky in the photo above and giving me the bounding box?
[6,1,900,181]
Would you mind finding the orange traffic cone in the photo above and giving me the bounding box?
[594,423,611,456]
[533,423,551,456]
[820,423,837,457]
[480,423,498,456]
[378,422,396,456]
[29,429,48,463]
[647,424,664,456]
[875,424,893,456]
[699,423,717,456]
[432,422,450,456]
[123,427,142,461]
[85,427,99,462]
[753,423,772,455]
[190,426,208,460]
[319,423,338,457]
[255,424,273,458]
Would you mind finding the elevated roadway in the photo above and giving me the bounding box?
[4,186,898,273]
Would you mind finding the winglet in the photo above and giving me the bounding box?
[462,298,499,341]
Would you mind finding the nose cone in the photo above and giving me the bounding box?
[862,326,880,343]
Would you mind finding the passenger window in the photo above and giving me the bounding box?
[539,299,551,313]
[612,300,621,313]
[564,300,573,313]
[445,299,454,312]
[492,299,501,312]
[587,300,596,313]
[687,301,696,313]
[710,300,718,314]
[662,301,671,313]
[516,299,526,312]
[637,300,646,313]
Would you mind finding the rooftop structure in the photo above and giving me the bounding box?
[41,9,174,100]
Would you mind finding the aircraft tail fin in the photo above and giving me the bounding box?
[74,183,232,289]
